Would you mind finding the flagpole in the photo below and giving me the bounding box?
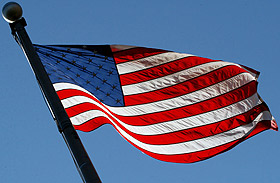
[2,2,101,183]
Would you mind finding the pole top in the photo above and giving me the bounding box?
[2,2,22,23]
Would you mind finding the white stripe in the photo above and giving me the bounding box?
[54,82,93,96]
[111,45,137,52]
[70,110,106,125]
[69,94,262,136]
[59,72,255,116]
[122,61,248,96]
[117,52,193,75]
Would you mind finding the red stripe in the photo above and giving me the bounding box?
[240,64,260,77]
[65,102,100,118]
[74,116,108,132]
[71,103,269,145]
[119,56,217,86]
[118,121,273,163]
[113,47,167,64]
[57,89,94,100]
[57,81,257,127]
[123,66,249,106]
[111,45,133,52]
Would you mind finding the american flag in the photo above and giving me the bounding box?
[34,44,277,163]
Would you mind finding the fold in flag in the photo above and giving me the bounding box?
[34,44,277,163]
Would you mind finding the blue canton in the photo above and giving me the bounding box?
[34,44,124,106]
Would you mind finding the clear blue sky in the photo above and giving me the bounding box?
[0,1,279,182]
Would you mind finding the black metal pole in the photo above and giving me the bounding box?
[3,3,101,183]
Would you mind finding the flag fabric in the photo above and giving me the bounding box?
[34,44,277,163]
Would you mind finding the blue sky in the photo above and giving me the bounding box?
[0,1,279,182]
